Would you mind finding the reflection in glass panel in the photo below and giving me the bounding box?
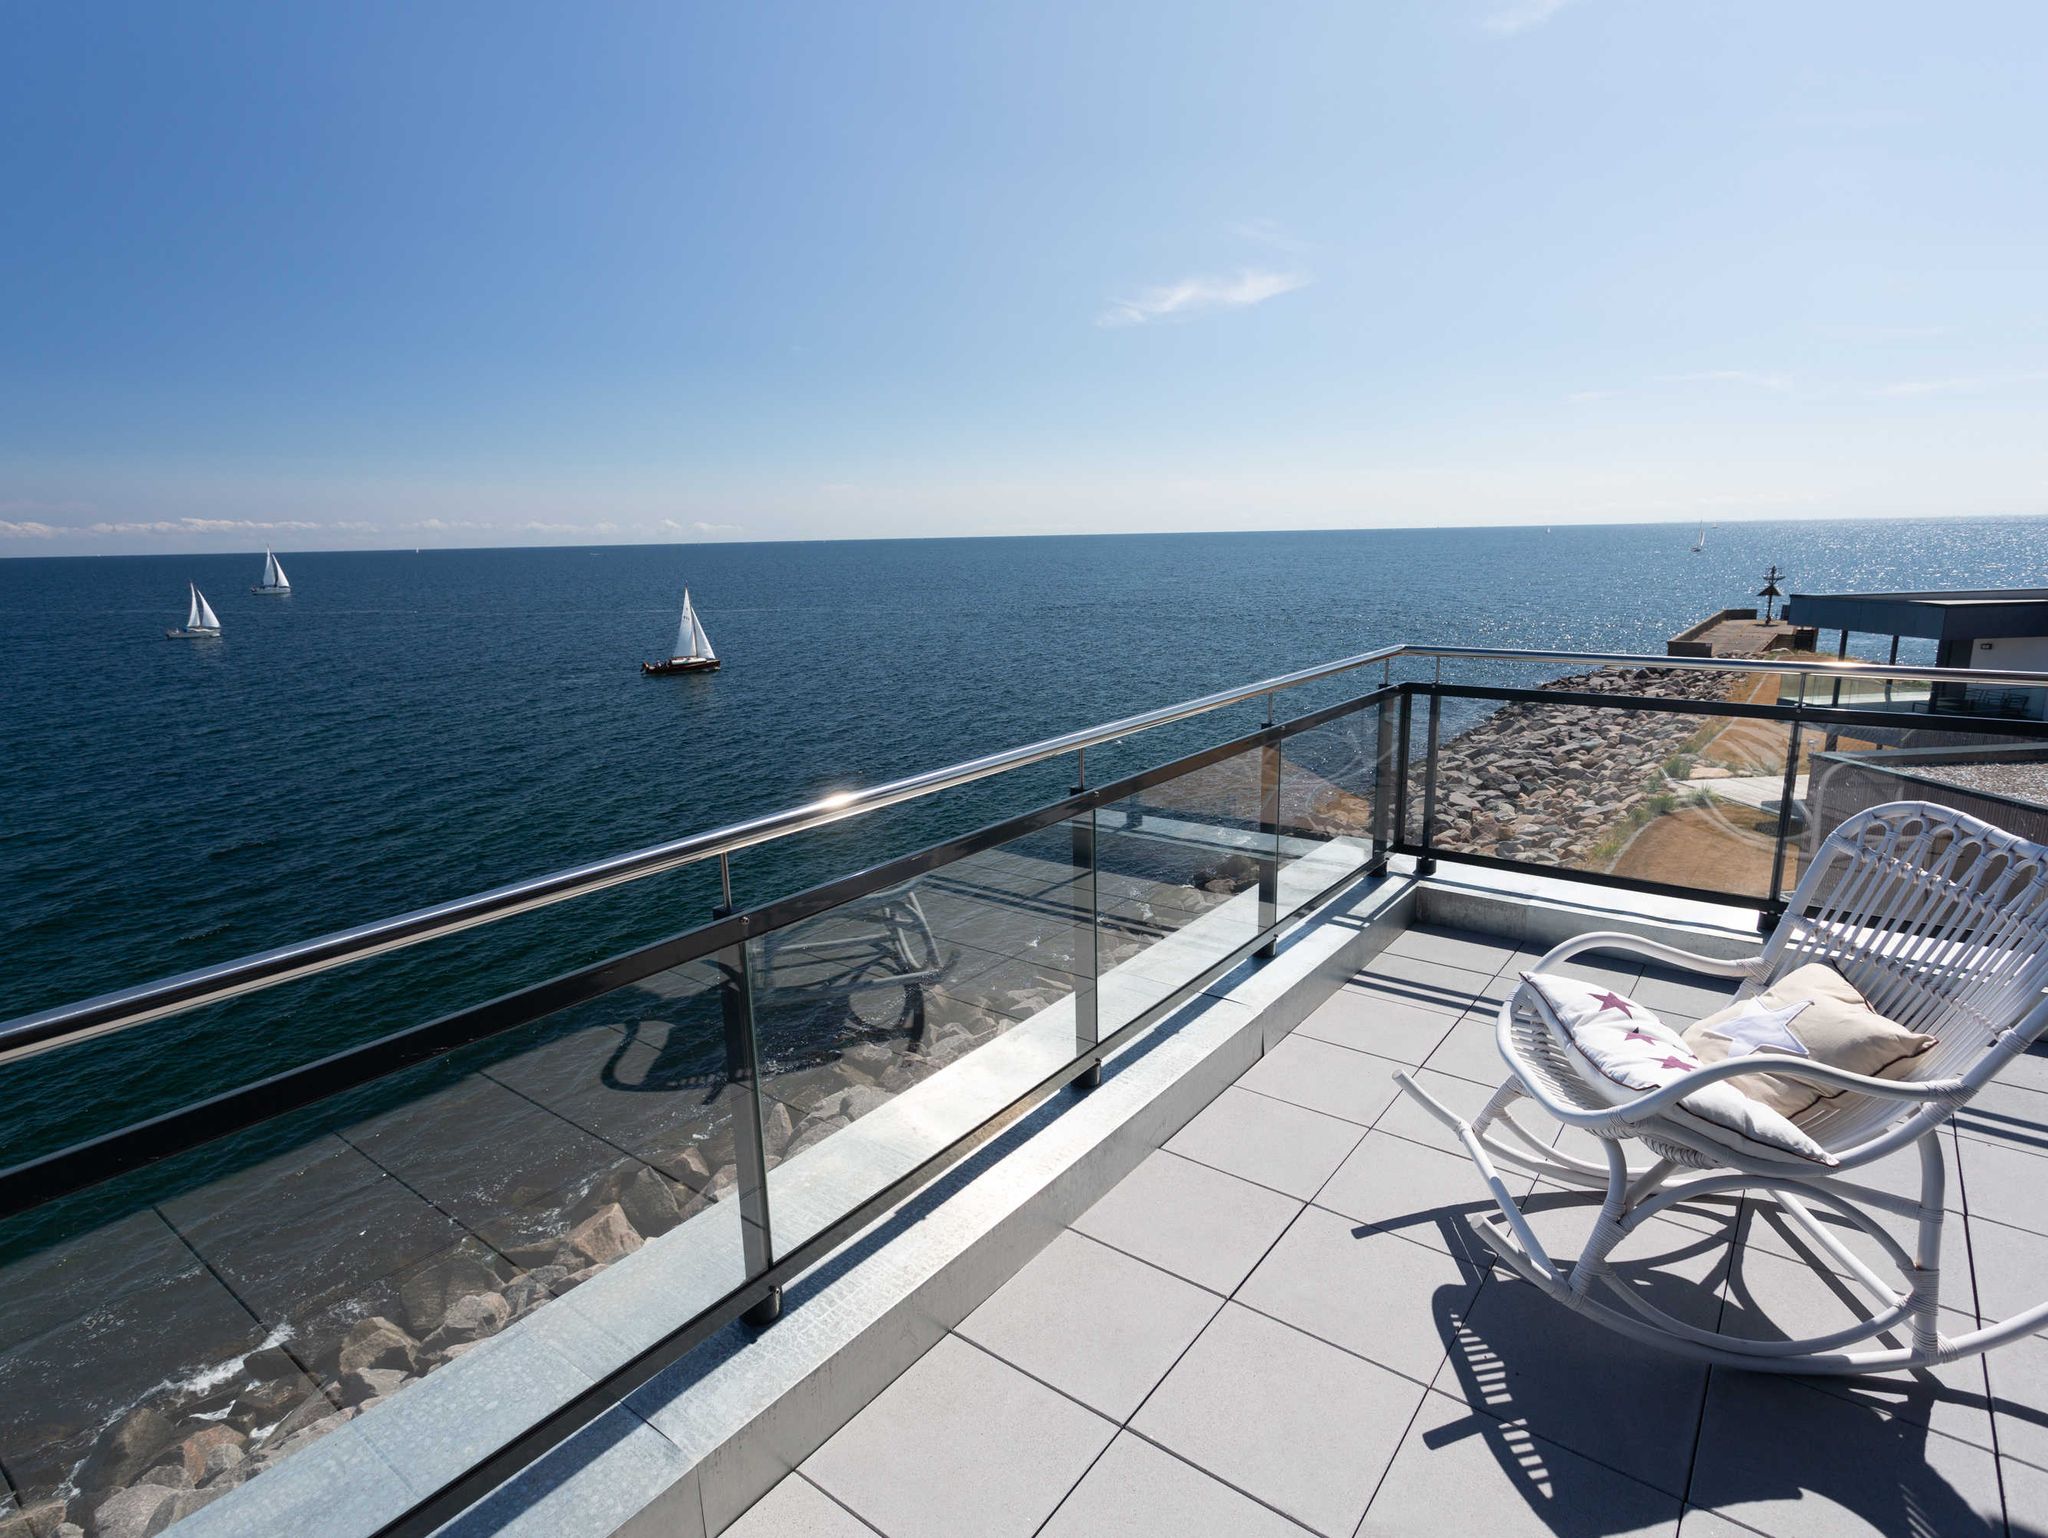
[1275,705,1381,916]
[0,955,747,1533]
[1093,744,1267,1032]
[749,820,1089,1252]
[1426,701,1794,901]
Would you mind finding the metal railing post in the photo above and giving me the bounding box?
[1417,689,1442,877]
[1765,684,1805,930]
[1070,749,1101,1090]
[1393,688,1414,851]
[1370,694,1398,872]
[1257,694,1281,958]
[713,854,780,1325]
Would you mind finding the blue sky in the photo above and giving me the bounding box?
[3,1,2045,554]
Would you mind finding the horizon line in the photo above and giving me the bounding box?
[4,506,2045,561]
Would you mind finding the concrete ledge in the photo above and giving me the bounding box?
[1412,857,1765,960]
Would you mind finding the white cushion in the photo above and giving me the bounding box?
[1521,972,1835,1166]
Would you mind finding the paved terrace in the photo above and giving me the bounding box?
[723,925,2048,1538]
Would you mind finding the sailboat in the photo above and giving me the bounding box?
[642,588,720,675]
[251,548,291,594]
[166,583,222,639]
[1691,523,1707,554]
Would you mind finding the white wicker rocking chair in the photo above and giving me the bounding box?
[1394,800,2048,1373]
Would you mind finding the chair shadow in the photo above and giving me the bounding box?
[1399,1189,2009,1538]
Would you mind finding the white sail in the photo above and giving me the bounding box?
[670,588,714,660]
[261,549,289,589]
[674,592,695,658]
[184,583,222,632]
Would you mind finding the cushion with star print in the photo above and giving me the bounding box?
[1680,962,1939,1122]
[1521,971,1835,1166]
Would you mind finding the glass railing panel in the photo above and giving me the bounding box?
[1275,700,1383,917]
[0,950,750,1537]
[748,817,1090,1254]
[1092,743,1268,1031]
[1803,724,2048,856]
[1425,700,1797,901]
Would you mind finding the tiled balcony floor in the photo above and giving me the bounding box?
[725,925,2048,1538]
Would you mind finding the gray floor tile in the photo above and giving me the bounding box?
[1422,1013,1510,1087]
[2002,1456,2048,1538]
[723,1475,880,1537]
[1675,1511,1773,1538]
[1507,947,1646,995]
[1314,1129,1520,1265]
[1238,1206,1484,1384]
[1957,1134,2048,1236]
[1438,1271,1712,1498]
[1954,1075,2048,1153]
[1370,1067,1499,1155]
[1164,1085,1364,1200]
[1294,989,1463,1066]
[1037,1432,1308,1538]
[1132,1303,1424,1537]
[957,1230,1222,1421]
[1235,1036,1404,1127]
[1381,926,1520,977]
[1358,1388,1680,1538]
[1689,1371,2005,1538]
[1984,1328,2048,1478]
[801,1336,1114,1538]
[1072,1151,1300,1294]
[1716,1239,1994,1449]
[1628,965,1743,1021]
[1353,952,1508,1013]
[1960,1215,2048,1333]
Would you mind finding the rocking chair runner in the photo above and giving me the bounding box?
[1394,800,2048,1374]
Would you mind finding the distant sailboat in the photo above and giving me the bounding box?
[1691,523,1707,554]
[167,583,222,639]
[642,589,720,675]
[251,548,291,595]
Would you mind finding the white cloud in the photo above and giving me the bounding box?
[1230,218,1314,256]
[659,518,744,537]
[0,519,58,538]
[1097,268,1310,328]
[84,516,321,536]
[1483,0,1585,36]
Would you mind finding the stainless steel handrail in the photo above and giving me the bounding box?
[1409,645,2048,688]
[8,640,2048,1065]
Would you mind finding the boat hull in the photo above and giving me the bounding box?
[166,628,221,639]
[250,584,290,595]
[642,657,720,675]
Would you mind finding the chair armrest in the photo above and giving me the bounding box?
[1610,1055,1962,1125]
[1492,976,1960,1134]
[1526,930,1765,984]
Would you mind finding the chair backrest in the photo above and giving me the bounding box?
[1761,802,2048,1118]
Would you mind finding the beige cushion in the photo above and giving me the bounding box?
[1682,963,1939,1121]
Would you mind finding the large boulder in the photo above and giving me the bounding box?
[78,1406,180,1491]
[174,1425,246,1485]
[423,1291,511,1354]
[337,1316,419,1376]
[398,1252,506,1337]
[337,1367,409,1409]
[88,1486,174,1538]
[558,1204,641,1269]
